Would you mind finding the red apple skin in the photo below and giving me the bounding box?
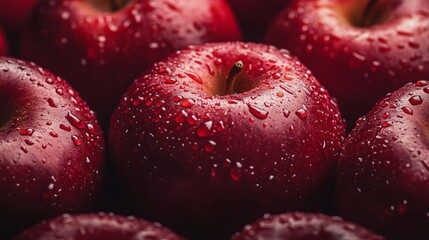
[0,0,40,31]
[336,80,429,239]
[230,212,385,240]
[0,57,105,238]
[265,0,429,128]
[0,26,8,56]
[227,0,290,41]
[14,213,184,240]
[20,0,242,128]
[109,42,345,239]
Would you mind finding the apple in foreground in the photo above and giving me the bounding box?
[14,213,184,240]
[336,80,429,239]
[265,0,429,127]
[227,0,290,41]
[230,212,384,240]
[0,57,105,237]
[20,0,242,128]
[109,42,345,239]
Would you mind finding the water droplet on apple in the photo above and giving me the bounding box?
[348,52,365,68]
[181,98,195,107]
[401,107,413,115]
[186,72,203,84]
[415,80,428,87]
[204,140,216,153]
[175,110,188,123]
[19,128,34,136]
[381,121,391,128]
[187,115,198,126]
[424,87,429,93]
[47,98,57,108]
[45,78,54,84]
[66,111,85,129]
[247,104,268,120]
[196,121,212,138]
[24,139,34,145]
[409,95,423,105]
[295,106,308,119]
[230,167,241,181]
[60,124,71,131]
[71,135,81,146]
[49,131,58,138]
[164,77,177,84]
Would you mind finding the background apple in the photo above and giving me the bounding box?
[0,26,8,56]
[0,57,105,238]
[336,80,429,239]
[14,213,184,240]
[20,0,242,128]
[231,212,384,240]
[109,42,345,239]
[265,0,429,128]
[227,0,290,41]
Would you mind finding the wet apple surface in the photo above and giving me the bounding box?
[266,0,429,128]
[0,57,105,238]
[336,81,429,239]
[20,0,242,128]
[109,42,345,239]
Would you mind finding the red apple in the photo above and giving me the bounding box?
[265,0,429,128]
[231,212,384,240]
[336,80,429,239]
[0,26,8,56]
[14,213,184,240]
[109,42,345,239]
[0,0,40,31]
[227,0,290,41]
[20,0,242,128]
[0,57,105,238]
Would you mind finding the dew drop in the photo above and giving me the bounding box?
[71,135,81,146]
[66,111,84,129]
[348,52,365,68]
[204,140,216,153]
[230,167,241,181]
[19,128,34,136]
[47,98,57,108]
[60,124,71,131]
[401,106,413,115]
[381,121,391,128]
[24,139,34,145]
[196,121,212,138]
[187,115,198,126]
[49,131,58,137]
[164,77,177,84]
[409,95,423,105]
[181,98,195,107]
[247,104,268,120]
[295,106,308,119]
[186,72,203,84]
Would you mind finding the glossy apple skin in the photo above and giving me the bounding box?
[227,0,290,41]
[336,81,429,239]
[20,0,242,128]
[109,42,345,239]
[231,212,384,240]
[0,57,105,238]
[265,0,429,128]
[14,213,184,240]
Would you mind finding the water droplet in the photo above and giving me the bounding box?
[87,123,96,134]
[60,124,71,131]
[381,121,392,128]
[247,104,268,120]
[132,97,142,106]
[71,135,81,146]
[272,72,282,79]
[295,106,308,119]
[204,140,216,153]
[401,107,413,115]
[49,131,58,137]
[45,78,54,84]
[409,95,423,105]
[66,111,85,129]
[187,115,198,126]
[370,61,381,72]
[424,87,429,93]
[230,167,241,181]
[283,109,291,118]
[196,121,212,138]
[216,121,225,132]
[415,80,428,87]
[164,77,177,84]
[348,52,365,68]
[24,139,34,145]
[175,110,188,123]
[19,128,34,136]
[47,98,57,108]
[186,72,203,84]
[86,157,94,171]
[181,98,195,107]
[56,88,64,95]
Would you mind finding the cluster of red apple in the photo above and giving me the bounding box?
[0,0,428,239]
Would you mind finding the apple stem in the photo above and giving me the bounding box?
[225,61,244,94]
[361,0,378,27]
[109,0,124,11]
